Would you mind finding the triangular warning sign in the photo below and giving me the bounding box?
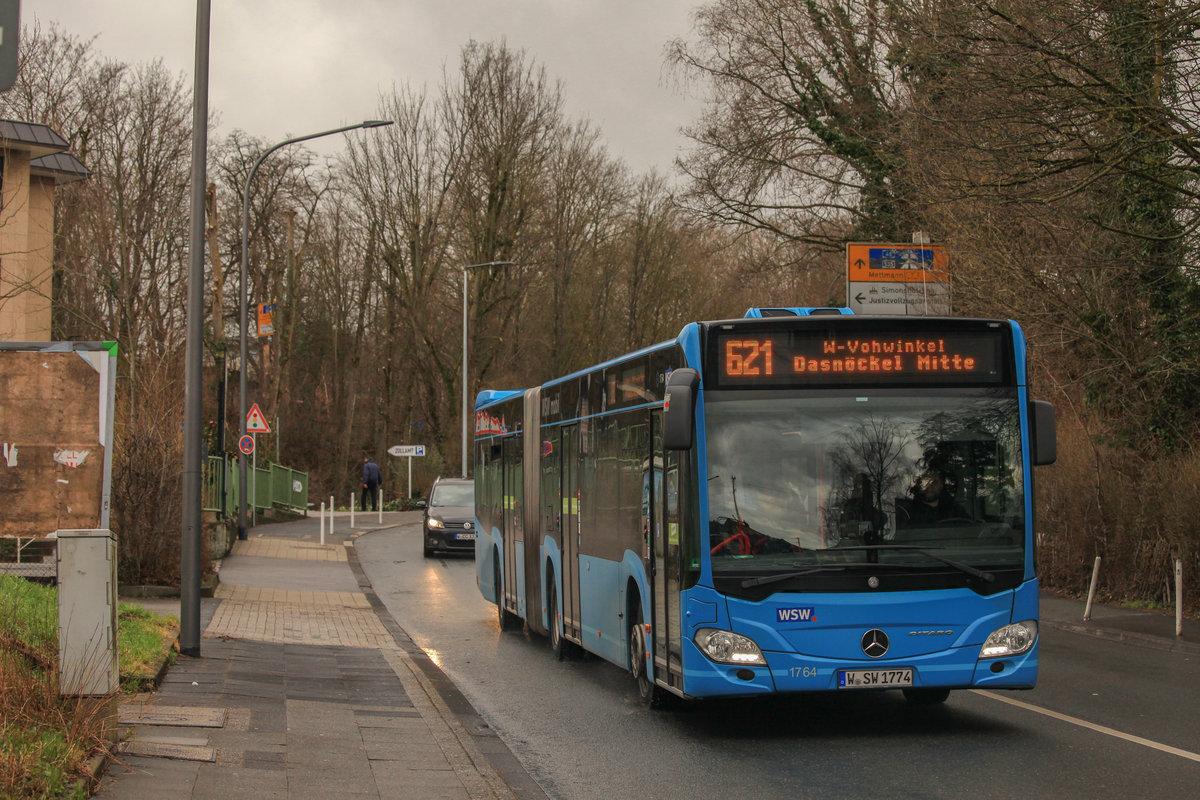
[246,403,271,433]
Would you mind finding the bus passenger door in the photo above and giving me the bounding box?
[561,424,581,642]
[652,411,684,692]
[502,436,521,618]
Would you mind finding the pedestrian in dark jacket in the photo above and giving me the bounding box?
[362,457,382,511]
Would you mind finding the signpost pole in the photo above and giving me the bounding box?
[251,434,257,527]
[387,445,426,502]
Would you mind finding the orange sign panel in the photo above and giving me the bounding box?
[257,302,276,336]
[847,243,948,283]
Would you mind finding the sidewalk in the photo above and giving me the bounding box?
[1039,588,1200,655]
[97,511,545,800]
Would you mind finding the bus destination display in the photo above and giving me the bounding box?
[714,328,1006,387]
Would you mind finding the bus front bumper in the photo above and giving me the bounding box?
[681,640,1038,698]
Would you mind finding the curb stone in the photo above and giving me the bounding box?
[1041,618,1200,656]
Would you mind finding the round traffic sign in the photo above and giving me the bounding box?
[239,435,255,455]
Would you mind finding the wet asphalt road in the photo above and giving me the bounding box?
[355,518,1200,800]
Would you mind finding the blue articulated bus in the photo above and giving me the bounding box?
[475,308,1056,706]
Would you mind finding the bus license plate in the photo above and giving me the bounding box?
[455,532,475,541]
[838,668,913,689]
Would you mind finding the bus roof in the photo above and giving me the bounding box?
[475,389,523,409]
[743,307,854,317]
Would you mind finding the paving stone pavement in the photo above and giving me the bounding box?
[97,512,545,800]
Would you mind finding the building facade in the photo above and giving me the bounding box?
[0,120,87,341]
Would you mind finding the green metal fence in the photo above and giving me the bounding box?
[202,456,308,517]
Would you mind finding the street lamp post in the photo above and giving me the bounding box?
[461,261,513,478]
[181,0,212,657]
[238,119,393,540]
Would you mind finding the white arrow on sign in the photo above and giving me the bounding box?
[388,445,426,457]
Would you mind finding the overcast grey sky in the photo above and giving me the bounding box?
[25,0,706,175]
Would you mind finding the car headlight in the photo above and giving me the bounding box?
[426,517,444,530]
[979,620,1038,658]
[694,628,766,666]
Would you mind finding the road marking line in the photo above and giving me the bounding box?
[973,690,1200,763]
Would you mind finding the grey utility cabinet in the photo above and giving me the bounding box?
[57,529,118,695]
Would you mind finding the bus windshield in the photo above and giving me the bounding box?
[704,393,1026,593]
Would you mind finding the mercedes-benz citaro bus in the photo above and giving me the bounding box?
[474,307,1056,707]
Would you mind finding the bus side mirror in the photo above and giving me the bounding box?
[1031,400,1056,466]
[664,369,700,450]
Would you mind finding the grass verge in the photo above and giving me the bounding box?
[0,575,179,799]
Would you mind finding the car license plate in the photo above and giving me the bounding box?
[455,532,475,541]
[837,668,913,689]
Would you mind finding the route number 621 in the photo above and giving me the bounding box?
[724,339,774,377]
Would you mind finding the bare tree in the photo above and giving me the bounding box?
[894,0,1200,447]
[340,87,460,470]
[525,119,628,376]
[669,0,916,247]
[211,130,335,460]
[445,42,563,392]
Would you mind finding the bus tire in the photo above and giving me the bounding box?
[902,688,951,705]
[495,554,517,631]
[548,571,566,661]
[630,603,668,709]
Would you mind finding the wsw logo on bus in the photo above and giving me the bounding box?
[777,607,817,622]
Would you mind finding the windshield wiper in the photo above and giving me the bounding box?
[739,562,904,588]
[832,545,995,583]
[737,547,997,589]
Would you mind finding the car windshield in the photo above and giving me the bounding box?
[704,393,1025,583]
[431,483,474,507]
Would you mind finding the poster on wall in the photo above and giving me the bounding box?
[0,342,118,538]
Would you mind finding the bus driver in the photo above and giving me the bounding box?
[896,467,968,527]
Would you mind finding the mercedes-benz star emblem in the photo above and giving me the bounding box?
[861,629,889,658]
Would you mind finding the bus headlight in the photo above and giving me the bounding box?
[980,620,1037,658]
[694,628,766,666]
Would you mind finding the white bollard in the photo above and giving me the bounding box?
[1177,559,1184,638]
[350,493,355,529]
[1083,556,1102,621]
[329,495,335,536]
[320,502,326,545]
[379,486,383,524]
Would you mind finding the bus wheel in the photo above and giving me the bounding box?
[902,688,951,705]
[630,606,667,709]
[495,557,517,631]
[548,571,566,661]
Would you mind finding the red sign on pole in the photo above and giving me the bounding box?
[246,403,271,433]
